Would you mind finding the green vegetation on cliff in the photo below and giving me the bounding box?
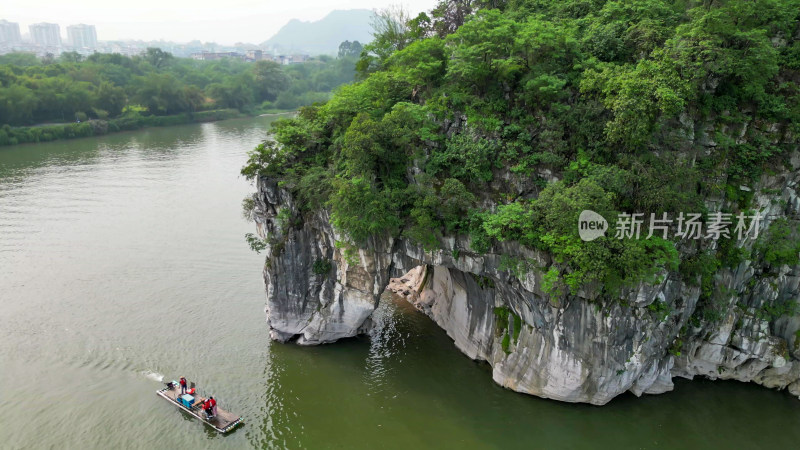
[243,0,800,301]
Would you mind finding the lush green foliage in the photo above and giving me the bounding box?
[494,305,522,353]
[0,49,358,128]
[312,258,334,276]
[245,233,268,254]
[754,218,800,267]
[243,0,800,301]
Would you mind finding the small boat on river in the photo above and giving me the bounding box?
[156,381,242,433]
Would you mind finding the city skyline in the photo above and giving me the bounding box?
[1,21,102,55]
[1,0,436,45]
[0,14,364,58]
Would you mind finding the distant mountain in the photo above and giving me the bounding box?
[261,9,375,56]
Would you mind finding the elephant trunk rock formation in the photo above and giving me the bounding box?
[251,169,800,405]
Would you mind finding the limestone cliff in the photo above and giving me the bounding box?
[250,155,800,405]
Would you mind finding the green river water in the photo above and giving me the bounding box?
[1,116,799,449]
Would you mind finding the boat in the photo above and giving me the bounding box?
[156,381,242,433]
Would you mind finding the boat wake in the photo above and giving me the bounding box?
[143,371,164,382]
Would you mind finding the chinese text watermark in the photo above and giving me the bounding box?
[579,210,762,243]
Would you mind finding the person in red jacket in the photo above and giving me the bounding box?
[204,396,217,418]
[179,377,187,395]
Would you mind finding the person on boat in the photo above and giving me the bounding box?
[179,377,187,395]
[204,396,217,418]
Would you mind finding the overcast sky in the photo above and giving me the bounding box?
[1,0,437,44]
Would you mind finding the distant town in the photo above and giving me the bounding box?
[0,19,310,63]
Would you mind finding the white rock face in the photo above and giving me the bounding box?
[388,265,678,404]
[255,179,395,345]
[253,161,800,404]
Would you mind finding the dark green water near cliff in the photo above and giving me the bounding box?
[1,116,799,449]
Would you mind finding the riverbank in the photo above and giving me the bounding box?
[0,108,294,147]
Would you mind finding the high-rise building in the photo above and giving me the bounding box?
[0,20,22,45]
[29,22,62,47]
[66,24,97,49]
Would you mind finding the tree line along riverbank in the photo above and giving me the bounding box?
[0,44,362,146]
[0,108,285,146]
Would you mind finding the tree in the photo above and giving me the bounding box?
[328,176,401,244]
[356,6,413,76]
[430,0,475,37]
[251,61,290,102]
[338,41,363,58]
[386,37,446,89]
[60,83,93,120]
[206,75,256,110]
[581,0,682,63]
[0,85,38,125]
[134,73,189,115]
[407,12,434,40]
[95,82,126,117]
[60,51,84,63]
[143,47,173,69]
[182,85,206,112]
[444,9,519,93]
[0,52,40,67]
[581,59,689,148]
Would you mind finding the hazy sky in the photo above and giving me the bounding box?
[2,0,437,45]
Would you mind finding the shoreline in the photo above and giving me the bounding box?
[258,111,297,117]
[0,109,296,148]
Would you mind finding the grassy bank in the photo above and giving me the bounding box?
[0,108,287,147]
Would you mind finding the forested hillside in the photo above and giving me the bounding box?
[243,0,800,303]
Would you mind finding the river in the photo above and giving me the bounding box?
[1,116,799,449]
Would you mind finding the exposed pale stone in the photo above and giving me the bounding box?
[253,165,800,404]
